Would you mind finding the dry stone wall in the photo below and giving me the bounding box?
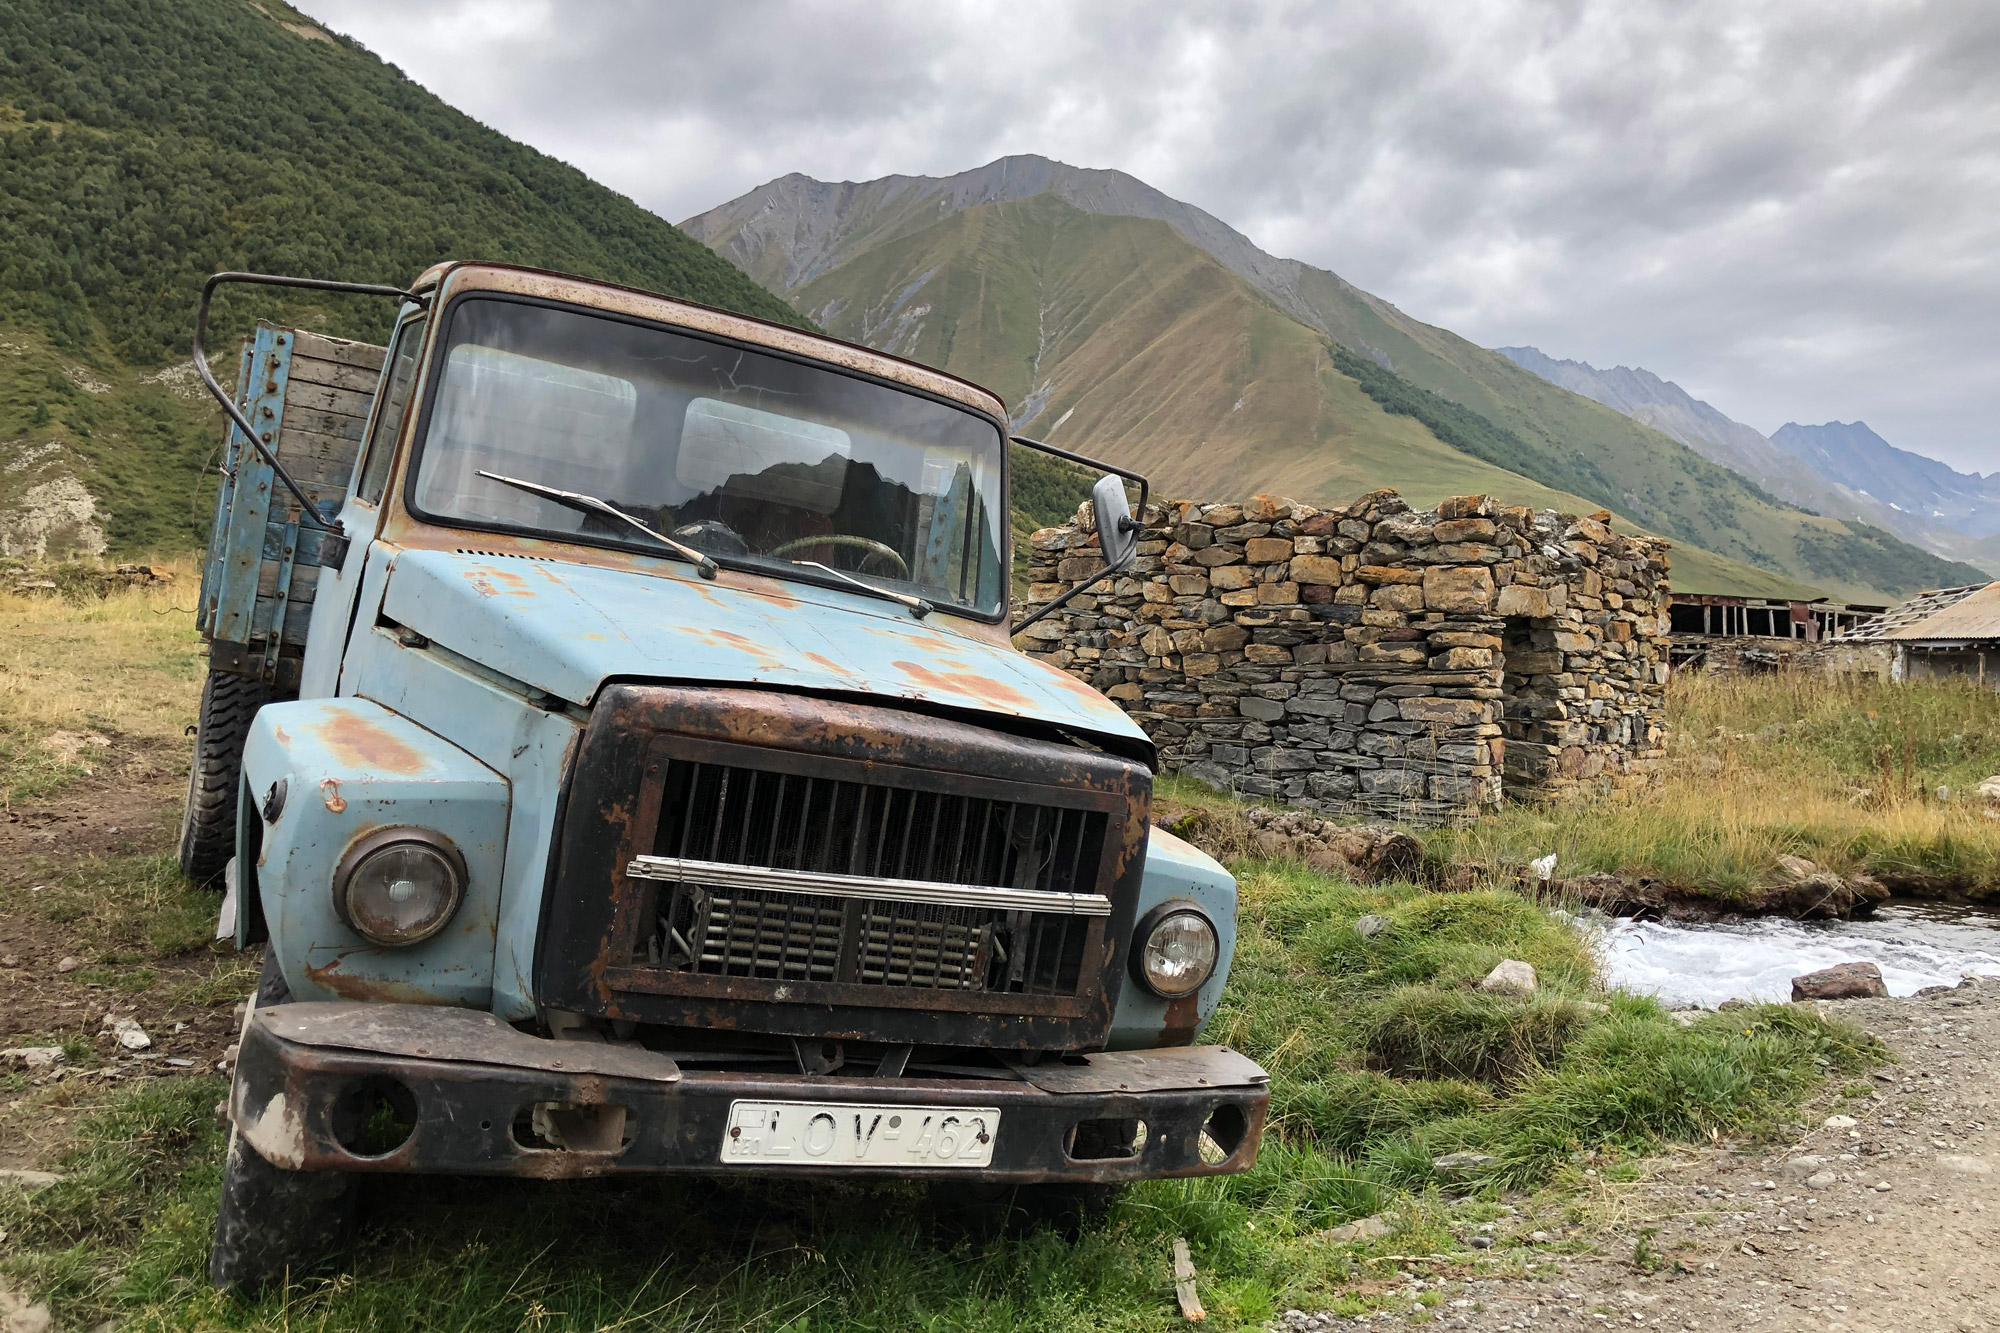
[1016,489,1673,821]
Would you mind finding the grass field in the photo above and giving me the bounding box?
[0,576,1917,1331]
[0,558,206,806]
[1427,670,2000,898]
[2,865,1881,1332]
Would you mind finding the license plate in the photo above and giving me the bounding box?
[720,1100,1000,1168]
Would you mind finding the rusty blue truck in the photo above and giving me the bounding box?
[184,263,1267,1290]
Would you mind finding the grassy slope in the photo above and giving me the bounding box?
[0,0,801,553]
[798,197,1593,508]
[794,197,1810,597]
[0,328,221,555]
[705,169,1977,602]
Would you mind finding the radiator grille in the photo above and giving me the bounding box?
[636,760,1105,995]
[656,761,1103,893]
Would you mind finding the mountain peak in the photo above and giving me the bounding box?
[1496,351,2000,561]
[1766,422,2000,536]
[682,154,1354,333]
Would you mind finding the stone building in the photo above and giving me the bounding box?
[1015,489,1674,822]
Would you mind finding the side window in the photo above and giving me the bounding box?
[355,318,427,504]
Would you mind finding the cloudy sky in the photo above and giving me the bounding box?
[300,0,1999,472]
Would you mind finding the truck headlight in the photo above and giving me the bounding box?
[1131,902,1219,999]
[334,829,466,946]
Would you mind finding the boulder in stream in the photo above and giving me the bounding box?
[1791,961,1889,1001]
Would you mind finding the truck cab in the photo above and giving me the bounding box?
[188,263,1266,1289]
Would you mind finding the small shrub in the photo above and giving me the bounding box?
[1356,987,1597,1083]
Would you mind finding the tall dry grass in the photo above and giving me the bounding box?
[1432,669,2000,894]
[0,557,205,804]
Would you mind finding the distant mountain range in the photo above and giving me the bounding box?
[1768,421,2000,543]
[685,156,1988,602]
[1497,349,2000,579]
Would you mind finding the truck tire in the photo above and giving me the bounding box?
[179,669,283,889]
[208,952,359,1293]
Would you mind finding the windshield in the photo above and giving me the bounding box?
[410,298,1007,616]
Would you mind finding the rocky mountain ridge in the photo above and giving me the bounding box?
[1771,420,2000,542]
[1498,348,1999,577]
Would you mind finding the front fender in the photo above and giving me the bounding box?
[240,696,510,1007]
[1105,827,1237,1050]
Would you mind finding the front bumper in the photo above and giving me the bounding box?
[231,1003,1270,1182]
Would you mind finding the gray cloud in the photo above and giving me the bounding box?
[299,0,2000,472]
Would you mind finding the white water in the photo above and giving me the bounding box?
[1596,902,2000,1008]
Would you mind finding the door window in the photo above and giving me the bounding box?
[355,317,427,504]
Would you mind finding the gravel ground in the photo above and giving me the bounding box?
[1275,977,2000,1332]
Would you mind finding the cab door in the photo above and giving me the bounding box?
[296,309,428,700]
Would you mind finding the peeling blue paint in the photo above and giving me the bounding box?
[242,696,510,1008]
[376,547,1148,751]
[1106,828,1239,1050]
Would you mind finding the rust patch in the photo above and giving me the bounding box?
[311,711,430,776]
[601,798,633,839]
[304,956,445,1004]
[800,651,855,677]
[463,565,536,600]
[889,659,1034,711]
[682,625,787,669]
[1160,994,1202,1046]
[272,724,291,745]
[319,777,347,814]
[863,623,957,654]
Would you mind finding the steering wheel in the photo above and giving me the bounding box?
[769,534,909,579]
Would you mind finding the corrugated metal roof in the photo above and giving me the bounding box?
[1837,583,1991,642]
[1877,581,2000,642]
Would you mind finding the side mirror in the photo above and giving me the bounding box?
[1093,473,1138,571]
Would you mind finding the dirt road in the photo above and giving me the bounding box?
[1278,980,2000,1331]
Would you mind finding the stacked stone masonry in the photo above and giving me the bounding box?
[1016,489,1673,821]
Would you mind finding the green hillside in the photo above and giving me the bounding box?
[0,0,802,553]
[1279,269,1989,603]
[689,159,1985,603]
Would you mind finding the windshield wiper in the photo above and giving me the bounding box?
[476,471,718,579]
[791,560,933,619]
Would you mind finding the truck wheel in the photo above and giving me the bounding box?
[208,952,358,1293]
[179,669,282,888]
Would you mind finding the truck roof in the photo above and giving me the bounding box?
[410,261,1010,424]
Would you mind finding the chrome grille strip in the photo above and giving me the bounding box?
[625,854,1114,918]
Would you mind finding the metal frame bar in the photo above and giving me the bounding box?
[192,271,420,565]
[626,855,1115,917]
[1007,434,1150,636]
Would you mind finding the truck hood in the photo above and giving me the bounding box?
[377,547,1150,755]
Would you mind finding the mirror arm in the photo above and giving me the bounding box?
[1007,436,1151,637]
[1009,557,1130,637]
